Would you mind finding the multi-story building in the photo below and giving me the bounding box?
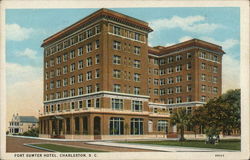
[9,113,38,135]
[39,8,224,140]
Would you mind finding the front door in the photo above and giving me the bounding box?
[94,116,101,140]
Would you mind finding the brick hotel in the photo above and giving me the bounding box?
[39,8,224,140]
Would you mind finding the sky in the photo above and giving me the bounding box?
[5,7,240,126]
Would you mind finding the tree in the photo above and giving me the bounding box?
[170,108,191,141]
[192,89,240,136]
[22,128,39,137]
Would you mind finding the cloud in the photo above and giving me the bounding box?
[222,54,240,93]
[200,37,239,50]
[15,48,38,59]
[149,15,222,34]
[6,62,43,129]
[6,24,34,41]
[178,36,193,42]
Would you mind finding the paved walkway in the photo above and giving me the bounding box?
[86,141,238,152]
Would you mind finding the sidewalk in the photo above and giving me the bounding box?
[86,141,238,152]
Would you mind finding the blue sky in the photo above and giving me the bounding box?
[5,7,240,120]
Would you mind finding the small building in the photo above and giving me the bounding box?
[9,113,39,135]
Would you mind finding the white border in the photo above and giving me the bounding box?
[1,0,249,160]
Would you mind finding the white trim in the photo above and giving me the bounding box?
[44,91,150,104]
[108,32,145,44]
[148,101,205,109]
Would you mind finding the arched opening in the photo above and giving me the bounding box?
[94,116,101,136]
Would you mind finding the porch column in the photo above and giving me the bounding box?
[49,119,52,135]
[46,120,49,134]
[70,115,75,135]
[56,119,59,135]
[79,116,83,135]
[89,115,94,135]
[63,119,67,134]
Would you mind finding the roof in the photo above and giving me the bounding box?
[19,116,38,123]
[42,8,153,47]
[149,38,225,56]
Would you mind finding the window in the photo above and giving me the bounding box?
[167,67,174,74]
[132,100,142,112]
[78,101,83,108]
[86,71,92,80]
[94,98,100,108]
[50,59,54,67]
[159,69,165,75]
[200,52,206,59]
[56,80,61,88]
[176,64,182,72]
[113,84,121,92]
[56,68,61,76]
[154,89,159,95]
[78,87,83,95]
[176,97,182,103]
[201,74,206,81]
[96,25,101,34]
[187,74,192,81]
[78,34,83,41]
[63,66,68,74]
[95,69,100,78]
[134,46,141,55]
[86,43,92,53]
[70,50,75,59]
[70,76,75,85]
[187,96,192,102]
[95,40,100,49]
[213,55,218,62]
[167,88,174,94]
[213,66,218,73]
[176,86,182,93]
[160,89,165,95]
[113,55,121,64]
[201,85,206,92]
[45,72,49,80]
[113,69,121,79]
[56,56,62,64]
[176,55,182,61]
[56,92,61,99]
[78,60,84,69]
[213,87,218,94]
[168,98,174,104]
[110,117,124,135]
[154,69,159,75]
[133,60,141,68]
[154,79,159,85]
[201,96,206,102]
[187,63,192,70]
[153,58,159,65]
[78,47,83,56]
[78,74,83,83]
[95,83,100,92]
[86,99,91,107]
[113,41,121,50]
[201,63,206,70]
[86,29,93,38]
[134,73,140,82]
[130,118,143,135]
[63,90,68,98]
[134,33,140,41]
[176,76,182,83]
[159,58,165,65]
[167,77,174,84]
[187,52,192,58]
[86,57,92,67]
[112,99,123,110]
[70,89,75,96]
[158,120,168,132]
[167,56,174,63]
[70,63,75,72]
[134,87,140,95]
[113,26,121,35]
[187,85,192,92]
[86,85,92,94]
[95,54,100,64]
[63,78,68,86]
[213,76,218,83]
[63,53,68,62]
[160,79,165,85]
[50,81,54,89]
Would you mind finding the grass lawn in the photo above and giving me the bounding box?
[31,143,106,152]
[117,139,240,150]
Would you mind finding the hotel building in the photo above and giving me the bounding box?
[39,8,224,140]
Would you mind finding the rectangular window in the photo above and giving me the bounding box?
[160,79,165,85]
[113,69,121,79]
[201,85,206,92]
[78,47,83,56]
[201,63,206,70]
[63,90,68,98]
[176,64,182,72]
[86,85,92,94]
[113,55,121,64]
[63,78,68,86]
[56,68,61,76]
[213,66,218,73]
[187,74,192,81]
[95,69,100,78]
[112,98,123,110]
[95,40,100,49]
[167,77,174,84]
[134,73,140,82]
[154,89,159,95]
[154,79,159,85]
[134,46,141,55]
[176,86,182,93]
[70,63,75,72]
[187,85,192,92]
[176,55,182,61]
[95,83,100,92]
[109,117,124,135]
[167,56,174,63]
[78,101,83,108]
[201,74,206,81]
[134,33,140,41]
[113,84,121,92]
[78,74,83,83]
[78,87,83,95]
[176,97,182,103]
[96,25,101,34]
[70,89,75,96]
[95,98,100,108]
[86,29,93,38]
[157,120,168,132]
[86,71,92,80]
[167,67,174,74]
[63,66,68,74]
[187,52,192,58]
[134,87,140,95]
[70,50,75,59]
[167,88,174,94]
[130,118,143,135]
[86,43,92,53]
[160,89,165,95]
[176,76,182,83]
[86,99,91,107]
[132,101,142,112]
[133,60,141,68]
[63,53,68,62]
[113,26,121,35]
[187,63,192,70]
[56,56,62,64]
[78,60,84,69]
[201,96,206,102]
[70,76,75,85]
[113,41,121,50]
[213,76,218,83]
[95,54,100,64]
[86,57,92,67]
